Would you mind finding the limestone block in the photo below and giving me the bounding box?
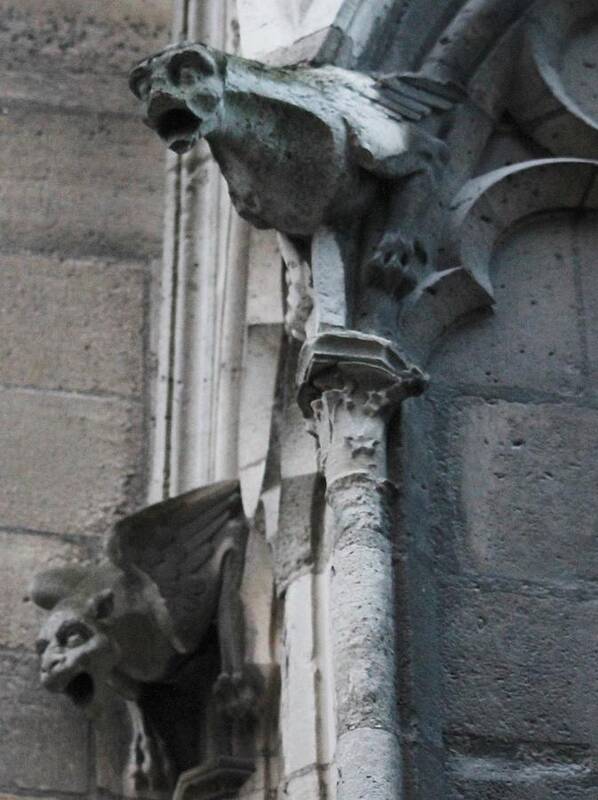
[0,254,144,395]
[432,212,583,395]
[443,585,598,743]
[0,104,164,259]
[0,650,89,793]
[449,398,598,584]
[272,475,320,587]
[0,388,142,535]
[239,324,283,517]
[0,531,87,649]
[280,574,319,775]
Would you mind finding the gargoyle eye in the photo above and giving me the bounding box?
[66,632,86,648]
[57,622,92,647]
[36,638,49,656]
[168,50,215,87]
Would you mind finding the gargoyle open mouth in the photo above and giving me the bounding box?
[65,672,95,707]
[156,108,201,154]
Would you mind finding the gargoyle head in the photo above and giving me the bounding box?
[31,566,122,715]
[130,42,226,154]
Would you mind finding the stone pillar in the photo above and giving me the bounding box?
[298,331,426,800]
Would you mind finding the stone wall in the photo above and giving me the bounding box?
[402,205,598,797]
[0,2,171,797]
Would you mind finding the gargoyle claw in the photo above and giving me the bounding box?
[368,230,426,296]
[213,670,260,719]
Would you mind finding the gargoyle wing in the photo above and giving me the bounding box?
[373,72,465,122]
[108,481,246,652]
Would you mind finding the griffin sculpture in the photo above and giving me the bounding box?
[31,481,258,793]
[129,41,463,292]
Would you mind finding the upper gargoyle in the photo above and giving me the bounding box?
[129,41,462,276]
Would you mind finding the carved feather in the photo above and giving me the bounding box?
[109,481,246,651]
[373,72,465,122]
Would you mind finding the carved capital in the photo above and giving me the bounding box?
[297,331,426,478]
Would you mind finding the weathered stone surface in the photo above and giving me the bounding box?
[432,212,583,395]
[0,531,87,649]
[94,693,133,797]
[449,398,598,584]
[281,574,319,774]
[0,0,170,77]
[0,388,142,535]
[576,211,598,397]
[0,254,144,395]
[443,584,598,743]
[332,537,397,735]
[0,649,89,793]
[336,728,401,800]
[272,475,320,587]
[281,767,322,800]
[446,748,597,800]
[0,104,164,259]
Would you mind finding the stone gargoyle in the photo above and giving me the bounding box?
[129,41,463,293]
[31,481,260,794]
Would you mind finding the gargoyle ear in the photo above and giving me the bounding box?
[86,589,115,622]
[30,567,87,610]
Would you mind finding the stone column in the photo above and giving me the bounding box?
[298,331,426,800]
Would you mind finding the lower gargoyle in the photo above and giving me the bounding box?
[31,481,262,795]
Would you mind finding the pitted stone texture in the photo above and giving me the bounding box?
[336,728,401,800]
[0,388,142,535]
[332,536,396,735]
[0,0,170,76]
[449,399,598,584]
[0,105,164,260]
[0,650,90,793]
[0,254,144,395]
[0,532,87,649]
[432,212,583,395]
[576,211,598,397]
[444,584,598,744]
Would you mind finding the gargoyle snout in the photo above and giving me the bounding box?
[40,653,66,688]
[145,91,202,155]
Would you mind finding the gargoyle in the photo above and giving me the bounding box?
[129,42,463,294]
[31,481,258,794]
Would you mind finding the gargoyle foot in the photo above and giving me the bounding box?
[367,230,427,297]
[213,669,262,720]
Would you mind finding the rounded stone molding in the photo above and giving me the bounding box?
[508,0,598,158]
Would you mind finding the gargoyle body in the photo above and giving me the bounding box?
[32,482,255,794]
[130,43,461,291]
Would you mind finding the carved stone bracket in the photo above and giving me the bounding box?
[298,330,426,476]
